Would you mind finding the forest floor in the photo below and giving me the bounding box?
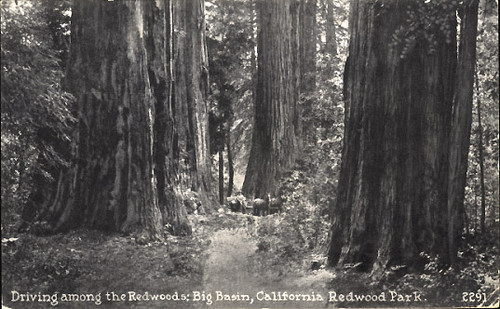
[2,210,499,309]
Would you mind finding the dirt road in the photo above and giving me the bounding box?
[198,218,335,308]
[202,229,261,305]
[2,214,335,309]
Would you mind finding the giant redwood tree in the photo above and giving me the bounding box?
[45,0,194,238]
[328,0,479,271]
[173,0,215,209]
[242,0,301,198]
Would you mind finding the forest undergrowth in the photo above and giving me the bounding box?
[2,209,498,308]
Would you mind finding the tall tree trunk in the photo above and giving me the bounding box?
[148,0,191,235]
[226,125,234,197]
[173,0,214,209]
[300,0,317,89]
[300,0,317,138]
[475,71,486,233]
[291,0,303,150]
[447,0,479,264]
[47,0,190,238]
[242,0,301,198]
[324,0,337,57]
[328,0,458,271]
[218,149,224,204]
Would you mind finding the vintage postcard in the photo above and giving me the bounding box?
[1,0,498,308]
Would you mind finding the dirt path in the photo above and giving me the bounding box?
[2,214,336,309]
[199,221,336,308]
[203,228,260,293]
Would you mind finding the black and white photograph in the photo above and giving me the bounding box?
[1,0,499,308]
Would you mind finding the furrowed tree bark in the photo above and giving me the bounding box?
[447,0,479,262]
[173,0,215,210]
[328,0,459,271]
[147,0,191,236]
[242,0,301,198]
[47,0,191,238]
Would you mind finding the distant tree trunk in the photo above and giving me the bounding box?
[47,0,191,238]
[323,0,341,116]
[476,71,486,233]
[328,0,458,271]
[291,0,302,149]
[324,0,337,57]
[250,0,258,118]
[218,149,224,204]
[300,0,317,88]
[242,0,301,198]
[173,0,214,209]
[226,126,235,197]
[300,0,317,137]
[447,0,478,263]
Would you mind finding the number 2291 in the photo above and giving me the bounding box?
[462,292,486,303]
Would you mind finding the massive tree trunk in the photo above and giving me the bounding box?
[242,0,301,198]
[173,0,214,210]
[149,0,191,236]
[328,0,460,271]
[447,0,479,263]
[47,0,191,238]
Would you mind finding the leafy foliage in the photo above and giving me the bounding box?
[374,232,499,307]
[206,0,256,190]
[1,0,75,230]
[464,0,499,233]
[2,227,209,307]
[390,0,459,58]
